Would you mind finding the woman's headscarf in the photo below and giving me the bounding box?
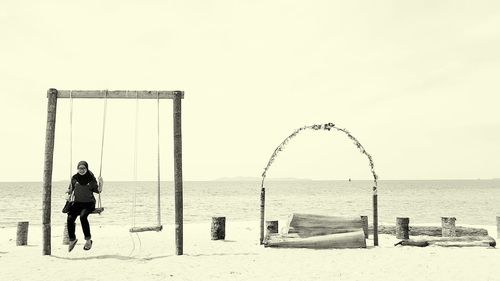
[72,160,96,186]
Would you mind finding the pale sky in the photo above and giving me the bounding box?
[0,0,499,182]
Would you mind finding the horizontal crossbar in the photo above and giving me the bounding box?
[129,225,163,233]
[48,89,184,99]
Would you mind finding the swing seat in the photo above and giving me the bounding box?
[129,225,163,233]
[91,207,105,215]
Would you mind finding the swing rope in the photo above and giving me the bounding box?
[129,91,163,233]
[95,89,108,211]
[132,91,139,228]
[68,90,106,213]
[129,90,141,256]
[156,91,161,228]
[69,90,73,180]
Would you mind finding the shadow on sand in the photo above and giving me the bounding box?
[51,251,258,260]
[51,254,142,261]
[186,252,258,257]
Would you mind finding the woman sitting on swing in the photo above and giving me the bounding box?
[66,160,103,252]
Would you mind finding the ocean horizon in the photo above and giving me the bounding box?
[1,179,499,228]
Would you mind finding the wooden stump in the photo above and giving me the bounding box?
[442,217,456,237]
[360,216,369,239]
[497,216,500,239]
[211,217,226,240]
[16,221,29,246]
[266,220,279,239]
[396,217,409,239]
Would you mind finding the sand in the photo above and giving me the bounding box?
[1,220,499,281]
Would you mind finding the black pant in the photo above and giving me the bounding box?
[67,202,95,240]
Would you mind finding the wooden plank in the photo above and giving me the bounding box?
[51,89,184,99]
[42,88,58,255]
[91,207,104,214]
[129,225,163,233]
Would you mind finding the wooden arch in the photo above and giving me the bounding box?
[259,123,379,246]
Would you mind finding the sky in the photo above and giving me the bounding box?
[0,0,499,182]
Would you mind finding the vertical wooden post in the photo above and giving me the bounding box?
[211,217,226,240]
[16,221,29,246]
[373,188,378,246]
[173,91,183,255]
[260,187,265,244]
[360,216,368,239]
[396,217,410,239]
[42,88,58,255]
[441,217,456,237]
[265,220,278,240]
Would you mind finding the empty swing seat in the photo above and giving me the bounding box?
[129,225,163,233]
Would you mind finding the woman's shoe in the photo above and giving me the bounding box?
[68,239,78,252]
[83,239,93,250]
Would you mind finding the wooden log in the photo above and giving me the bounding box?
[287,213,363,238]
[129,225,163,233]
[396,217,409,239]
[266,220,279,240]
[360,216,368,239]
[441,217,456,237]
[396,236,496,248]
[265,229,367,249]
[368,224,396,235]
[42,88,58,255]
[173,92,184,255]
[54,90,184,100]
[368,225,488,237]
[211,217,226,240]
[394,240,429,247]
[16,222,29,246]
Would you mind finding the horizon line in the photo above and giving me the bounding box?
[1,177,498,183]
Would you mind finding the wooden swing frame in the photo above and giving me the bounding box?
[42,89,185,255]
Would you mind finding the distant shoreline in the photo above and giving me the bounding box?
[213,177,313,182]
[1,178,499,183]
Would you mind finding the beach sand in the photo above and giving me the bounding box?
[1,220,499,281]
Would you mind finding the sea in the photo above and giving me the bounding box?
[1,180,499,228]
